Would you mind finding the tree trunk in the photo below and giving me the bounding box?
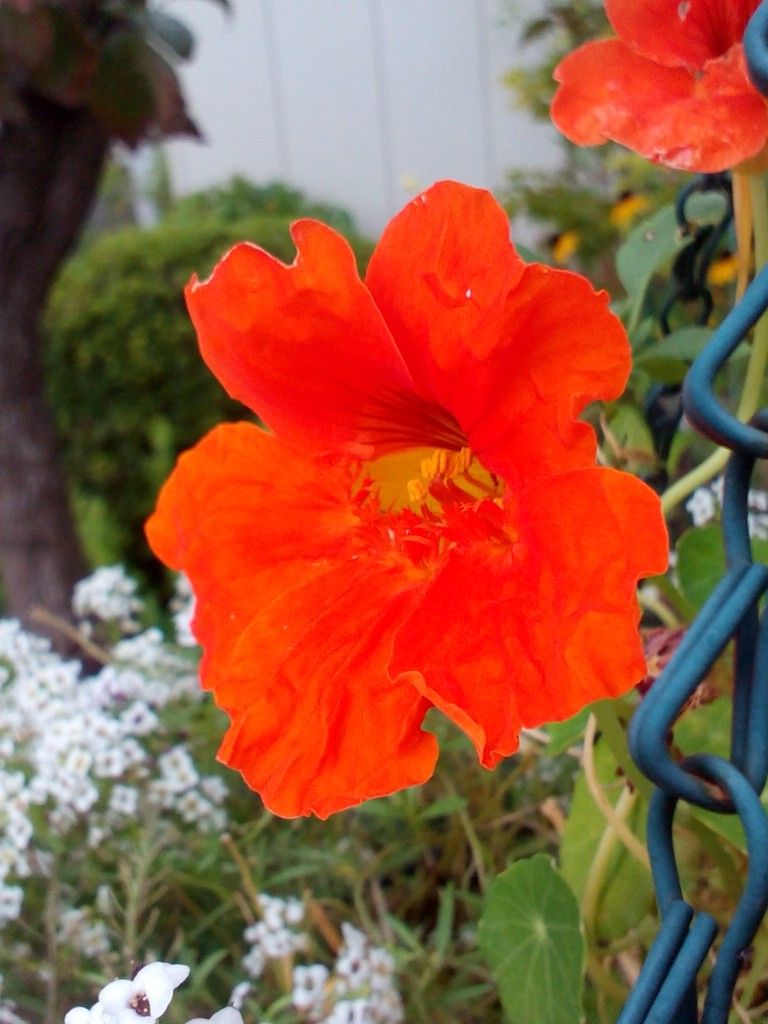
[0,94,108,630]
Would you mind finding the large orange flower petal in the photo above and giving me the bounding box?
[552,39,768,172]
[366,181,630,485]
[146,422,438,817]
[146,422,360,680]
[391,469,668,767]
[185,224,463,459]
[217,561,437,818]
[606,0,760,68]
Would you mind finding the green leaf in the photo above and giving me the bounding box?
[478,854,584,1024]
[604,403,656,474]
[431,882,455,959]
[616,194,726,301]
[546,707,589,756]
[419,795,468,820]
[560,739,653,940]
[676,525,726,609]
[636,326,713,385]
[677,524,768,609]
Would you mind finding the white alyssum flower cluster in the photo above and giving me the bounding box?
[169,574,197,649]
[686,475,768,536]
[291,924,404,1024]
[238,896,403,1022]
[72,566,145,635]
[242,893,308,978]
[0,569,229,932]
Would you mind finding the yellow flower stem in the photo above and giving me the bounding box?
[660,172,768,516]
[733,170,754,300]
[638,585,681,628]
[582,785,639,946]
[582,714,651,870]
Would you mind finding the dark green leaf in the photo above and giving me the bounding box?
[676,525,725,609]
[478,854,584,1024]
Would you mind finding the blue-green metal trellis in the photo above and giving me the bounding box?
[618,5,768,1022]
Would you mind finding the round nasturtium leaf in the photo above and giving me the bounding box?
[478,854,585,1024]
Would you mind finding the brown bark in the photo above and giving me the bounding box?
[0,94,108,628]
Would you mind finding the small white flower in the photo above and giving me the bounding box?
[292,964,328,1012]
[685,487,716,527]
[98,962,189,1024]
[184,1009,244,1024]
[0,885,22,923]
[227,983,251,1011]
[64,1006,97,1024]
[109,786,139,817]
[241,945,265,979]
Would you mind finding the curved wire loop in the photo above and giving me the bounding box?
[619,5,768,1021]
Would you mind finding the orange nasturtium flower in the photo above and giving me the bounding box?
[551,0,768,173]
[146,181,668,818]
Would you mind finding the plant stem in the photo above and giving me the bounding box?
[582,715,650,869]
[638,585,681,628]
[733,170,754,300]
[581,785,637,945]
[661,172,768,515]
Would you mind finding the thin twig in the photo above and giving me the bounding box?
[29,606,111,664]
[583,716,651,871]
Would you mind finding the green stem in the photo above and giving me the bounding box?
[44,857,61,1024]
[661,172,768,515]
[582,786,637,944]
[638,586,681,628]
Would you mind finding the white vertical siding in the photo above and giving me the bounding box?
[166,0,560,236]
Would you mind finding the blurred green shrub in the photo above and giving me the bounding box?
[44,196,374,585]
[164,175,359,234]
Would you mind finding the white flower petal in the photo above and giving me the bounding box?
[183,1010,244,1024]
[64,1007,93,1024]
[99,979,134,1016]
[209,1010,244,1024]
[161,963,190,990]
[115,1010,146,1024]
[136,962,189,1017]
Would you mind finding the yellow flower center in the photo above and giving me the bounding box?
[365,445,503,512]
